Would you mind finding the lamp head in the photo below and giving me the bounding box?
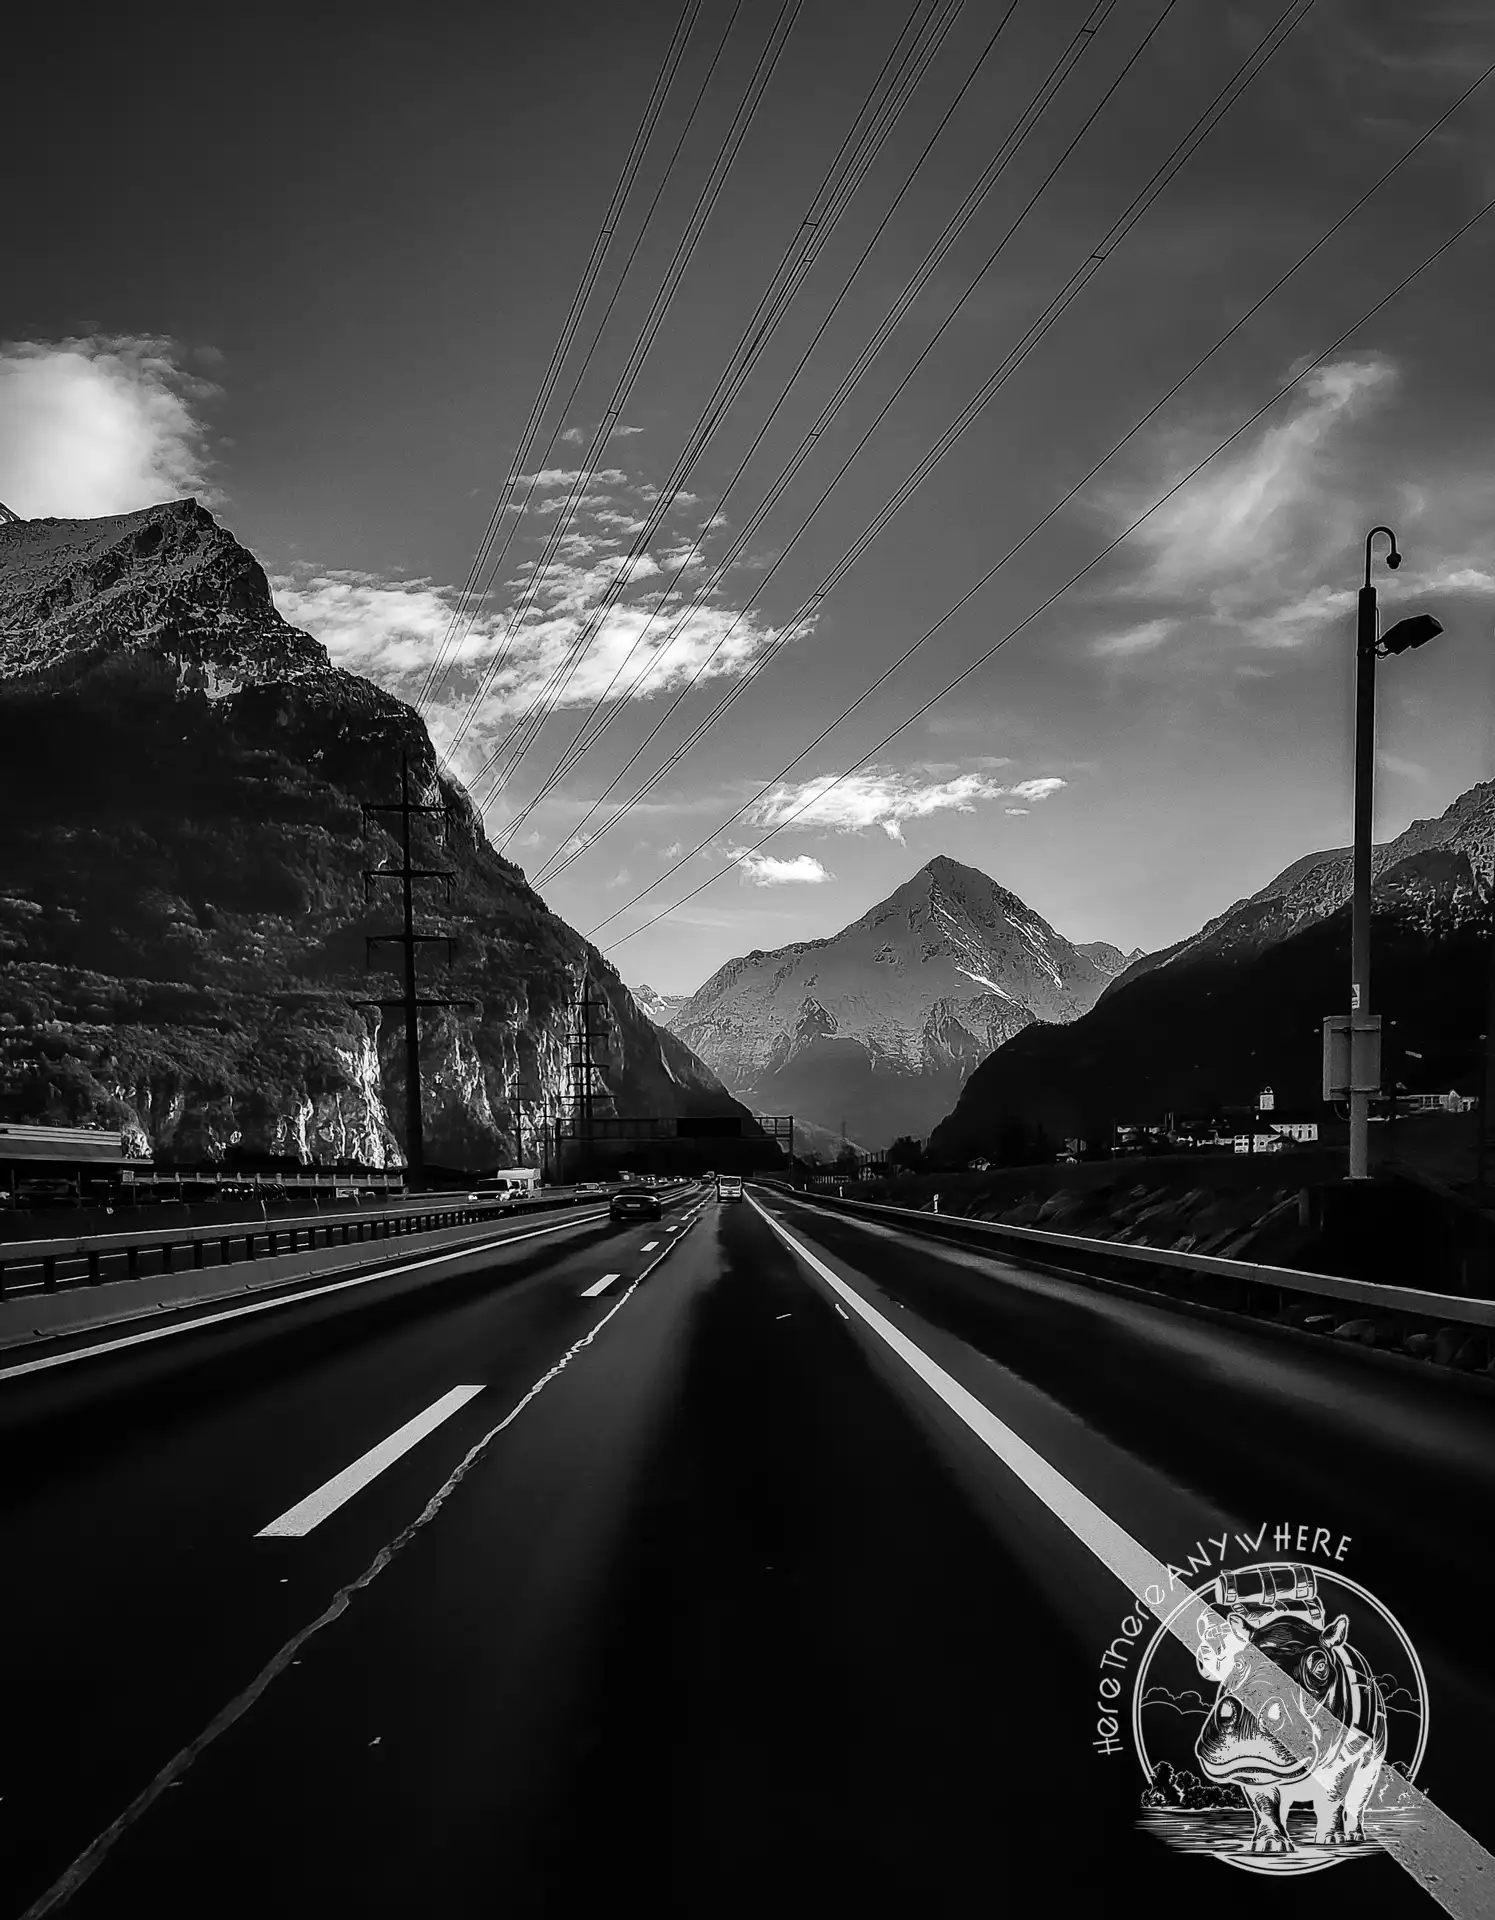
[1379,612,1443,656]
[1386,549,1402,569]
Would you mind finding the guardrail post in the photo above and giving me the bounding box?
[220,1236,231,1265]
[160,1242,172,1274]
[88,1250,101,1285]
[127,1246,139,1277]
[42,1254,57,1293]
[0,1260,7,1300]
[245,1234,256,1260]
[192,1239,204,1270]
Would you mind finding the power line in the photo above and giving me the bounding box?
[420,0,742,726]
[439,0,804,769]
[508,0,1135,851]
[413,0,706,716]
[535,0,1253,884]
[465,0,973,814]
[577,29,1491,916]
[591,191,1495,950]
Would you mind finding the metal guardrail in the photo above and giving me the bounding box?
[0,1188,615,1300]
[759,1182,1495,1331]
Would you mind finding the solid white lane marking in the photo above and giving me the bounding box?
[256,1386,486,1538]
[0,1208,612,1383]
[641,1240,659,1251]
[580,1273,621,1298]
[746,1192,1495,1914]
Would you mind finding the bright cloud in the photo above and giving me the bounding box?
[272,461,812,796]
[1090,618,1176,659]
[727,848,832,886]
[515,467,631,490]
[745,767,1065,842]
[1117,357,1397,603]
[0,335,220,517]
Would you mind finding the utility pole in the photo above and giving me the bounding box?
[1478,864,1495,1191]
[357,754,470,1192]
[1345,529,1443,1182]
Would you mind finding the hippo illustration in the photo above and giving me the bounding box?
[1193,1581,1387,1856]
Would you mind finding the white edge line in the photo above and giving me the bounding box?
[0,1209,612,1384]
[746,1191,1495,1915]
[256,1385,485,1538]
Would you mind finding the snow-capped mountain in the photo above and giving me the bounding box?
[631,983,686,1026]
[668,856,1130,1149]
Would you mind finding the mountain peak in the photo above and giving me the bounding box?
[0,497,331,695]
[670,855,1126,1148]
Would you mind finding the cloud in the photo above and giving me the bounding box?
[272,466,800,793]
[1378,752,1428,781]
[0,334,221,517]
[515,467,631,490]
[1119,357,1397,599]
[559,424,643,446]
[727,848,832,886]
[1004,807,1029,815]
[1090,619,1176,659]
[745,767,1064,842]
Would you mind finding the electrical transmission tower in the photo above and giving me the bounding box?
[566,983,610,1176]
[356,753,472,1191]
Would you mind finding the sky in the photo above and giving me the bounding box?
[5,0,1495,993]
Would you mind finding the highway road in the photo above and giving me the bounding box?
[1,1183,1490,1918]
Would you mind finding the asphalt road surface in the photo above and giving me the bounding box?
[1,1183,1490,1918]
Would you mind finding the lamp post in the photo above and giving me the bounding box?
[1347,528,1443,1182]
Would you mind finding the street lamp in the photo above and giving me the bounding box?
[1345,527,1443,1182]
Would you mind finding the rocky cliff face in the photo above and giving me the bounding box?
[1105,782,1495,999]
[667,856,1123,1148]
[0,499,755,1166]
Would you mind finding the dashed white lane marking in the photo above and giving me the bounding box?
[641,1240,659,1252]
[17,1263,675,1920]
[834,1303,849,1320]
[580,1273,621,1299]
[746,1192,1495,1916]
[665,1225,679,1233]
[256,1386,486,1538]
[0,1208,613,1383]
[775,1313,792,1321]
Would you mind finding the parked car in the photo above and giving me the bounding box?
[610,1185,662,1223]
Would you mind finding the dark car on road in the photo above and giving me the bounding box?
[610,1184,663,1223]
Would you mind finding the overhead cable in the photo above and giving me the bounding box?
[591,193,1495,948]
[412,0,706,716]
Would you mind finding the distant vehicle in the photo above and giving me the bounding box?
[716,1175,743,1203]
[610,1185,662,1223]
[468,1185,520,1206]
